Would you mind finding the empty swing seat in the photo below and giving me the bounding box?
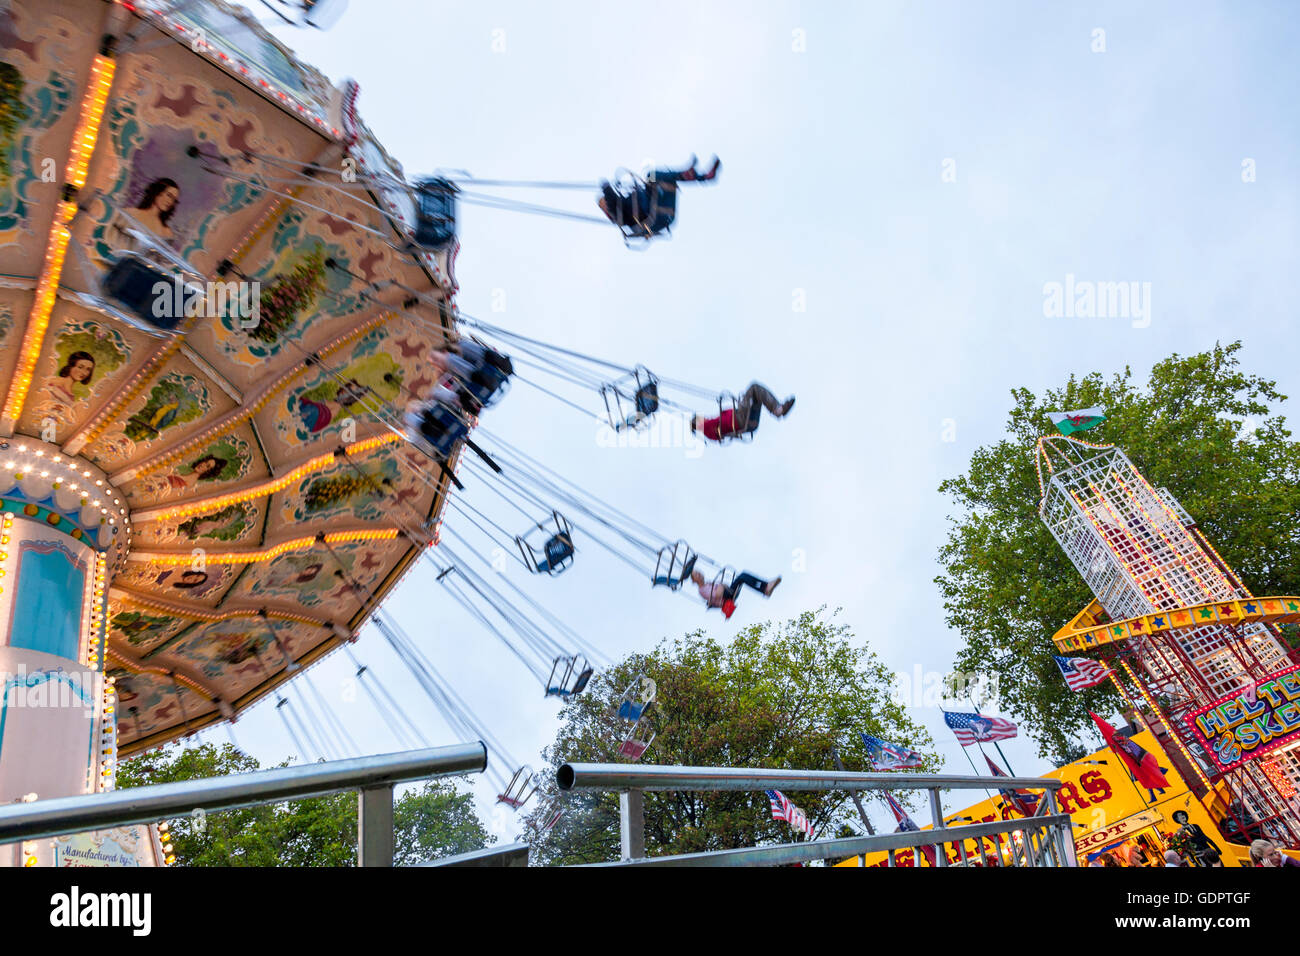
[516,512,575,575]
[651,541,697,590]
[102,254,197,333]
[546,655,593,698]
[614,674,657,722]
[496,766,539,810]
[412,176,458,251]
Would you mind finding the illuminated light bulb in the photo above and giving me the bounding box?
[163,843,173,853]
[23,855,37,867]
[165,855,176,865]
[33,450,42,457]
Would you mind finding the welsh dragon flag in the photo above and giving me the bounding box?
[1048,407,1106,435]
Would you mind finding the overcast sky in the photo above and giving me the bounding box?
[188,0,1300,839]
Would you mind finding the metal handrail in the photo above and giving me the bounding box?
[0,744,487,866]
[585,815,1075,868]
[557,762,1075,868]
[557,763,1065,793]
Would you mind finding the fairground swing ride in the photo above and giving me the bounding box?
[0,0,756,864]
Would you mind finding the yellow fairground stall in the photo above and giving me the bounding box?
[838,725,1284,868]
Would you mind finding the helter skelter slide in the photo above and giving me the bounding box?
[1037,433,1300,849]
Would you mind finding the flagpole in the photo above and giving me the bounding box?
[940,709,998,803]
[832,745,876,836]
[1103,675,1161,807]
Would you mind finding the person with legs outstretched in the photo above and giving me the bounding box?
[598,155,721,235]
[691,382,795,443]
[691,568,780,619]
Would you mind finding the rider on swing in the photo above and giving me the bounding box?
[691,382,795,443]
[598,155,721,236]
[691,568,781,620]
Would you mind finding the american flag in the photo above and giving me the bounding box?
[1054,655,1113,692]
[861,732,924,770]
[943,711,1018,747]
[765,789,815,839]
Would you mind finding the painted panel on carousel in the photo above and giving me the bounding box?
[20,313,137,439]
[113,672,210,742]
[123,426,263,505]
[75,42,303,282]
[150,0,334,112]
[135,495,264,549]
[192,218,366,380]
[85,366,227,469]
[281,451,411,527]
[0,1,87,273]
[108,603,190,654]
[264,327,407,455]
[230,538,400,611]
[163,616,314,688]
[113,560,238,609]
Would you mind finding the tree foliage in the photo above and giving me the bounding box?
[936,342,1300,763]
[118,742,493,866]
[524,609,939,865]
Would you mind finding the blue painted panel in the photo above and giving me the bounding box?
[11,544,86,660]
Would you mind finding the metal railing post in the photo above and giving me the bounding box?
[619,790,645,861]
[928,788,947,868]
[1044,791,1073,867]
[358,784,395,867]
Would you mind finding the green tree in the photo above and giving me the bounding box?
[118,742,493,866]
[524,608,938,865]
[935,342,1300,764]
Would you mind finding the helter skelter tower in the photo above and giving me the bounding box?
[1038,435,1300,847]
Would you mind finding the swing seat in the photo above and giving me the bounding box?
[614,675,657,722]
[515,512,575,575]
[410,402,469,459]
[411,176,458,251]
[496,765,539,810]
[601,366,659,432]
[651,541,697,591]
[619,738,652,760]
[608,172,676,244]
[545,655,593,698]
[102,254,200,335]
[466,362,511,408]
[619,715,655,761]
[714,393,757,444]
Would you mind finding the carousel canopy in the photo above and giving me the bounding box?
[0,0,457,753]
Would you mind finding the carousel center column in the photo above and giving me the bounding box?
[0,437,150,866]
